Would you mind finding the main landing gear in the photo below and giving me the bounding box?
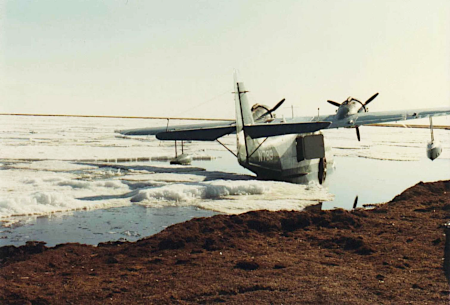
[318,157,327,185]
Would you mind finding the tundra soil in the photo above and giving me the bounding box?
[1,180,449,304]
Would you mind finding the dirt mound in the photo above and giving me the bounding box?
[1,180,449,304]
[391,180,450,204]
[0,241,48,266]
[125,208,363,255]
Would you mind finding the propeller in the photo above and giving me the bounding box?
[327,100,341,107]
[356,127,361,142]
[328,93,379,141]
[359,92,379,112]
[355,93,378,141]
[256,98,286,121]
[327,92,379,111]
[364,92,379,106]
[353,196,359,209]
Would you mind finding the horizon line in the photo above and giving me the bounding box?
[0,113,234,122]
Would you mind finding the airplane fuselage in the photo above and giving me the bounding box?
[237,131,331,184]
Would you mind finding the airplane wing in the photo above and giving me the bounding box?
[245,122,331,138]
[286,107,450,129]
[118,121,235,137]
[329,107,450,128]
[117,108,449,141]
[118,121,332,141]
[155,125,236,141]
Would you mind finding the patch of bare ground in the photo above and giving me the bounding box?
[1,180,449,304]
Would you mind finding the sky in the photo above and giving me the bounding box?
[1,0,449,121]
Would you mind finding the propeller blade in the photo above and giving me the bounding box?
[353,195,359,209]
[256,98,285,121]
[356,126,361,141]
[327,100,341,107]
[364,92,379,106]
[270,98,286,113]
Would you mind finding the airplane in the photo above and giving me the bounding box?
[118,76,450,184]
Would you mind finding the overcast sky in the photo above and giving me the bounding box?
[1,0,449,121]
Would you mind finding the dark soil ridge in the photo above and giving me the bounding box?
[1,180,450,304]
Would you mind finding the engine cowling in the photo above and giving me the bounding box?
[327,93,378,141]
[251,104,273,122]
[328,93,379,120]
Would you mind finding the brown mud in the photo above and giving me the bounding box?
[1,180,450,304]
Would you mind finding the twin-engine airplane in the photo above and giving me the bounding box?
[119,77,450,184]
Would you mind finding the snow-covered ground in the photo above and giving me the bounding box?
[0,115,449,246]
[0,116,332,223]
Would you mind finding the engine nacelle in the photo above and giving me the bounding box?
[427,141,442,161]
[251,104,273,122]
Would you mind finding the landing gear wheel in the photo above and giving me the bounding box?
[318,157,327,185]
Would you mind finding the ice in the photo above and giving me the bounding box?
[0,165,131,223]
[1,192,86,217]
[130,180,266,203]
[122,173,205,183]
[323,126,450,161]
[132,180,333,214]
[0,115,224,161]
[10,160,96,171]
[4,115,447,163]
[0,115,449,227]
[0,191,130,220]
[55,179,126,190]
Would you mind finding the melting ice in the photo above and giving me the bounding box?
[131,179,332,214]
[0,114,449,228]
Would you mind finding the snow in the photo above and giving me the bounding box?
[132,180,333,214]
[0,115,449,225]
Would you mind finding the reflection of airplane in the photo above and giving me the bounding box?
[119,76,450,184]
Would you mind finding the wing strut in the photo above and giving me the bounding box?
[170,140,192,165]
[248,137,269,159]
[429,116,434,142]
[216,139,237,158]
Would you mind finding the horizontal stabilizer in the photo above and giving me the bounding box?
[156,126,236,141]
[245,122,331,138]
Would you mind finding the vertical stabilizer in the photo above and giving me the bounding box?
[234,77,256,163]
[234,81,254,129]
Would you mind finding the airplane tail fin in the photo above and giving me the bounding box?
[234,75,256,163]
[234,82,254,130]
